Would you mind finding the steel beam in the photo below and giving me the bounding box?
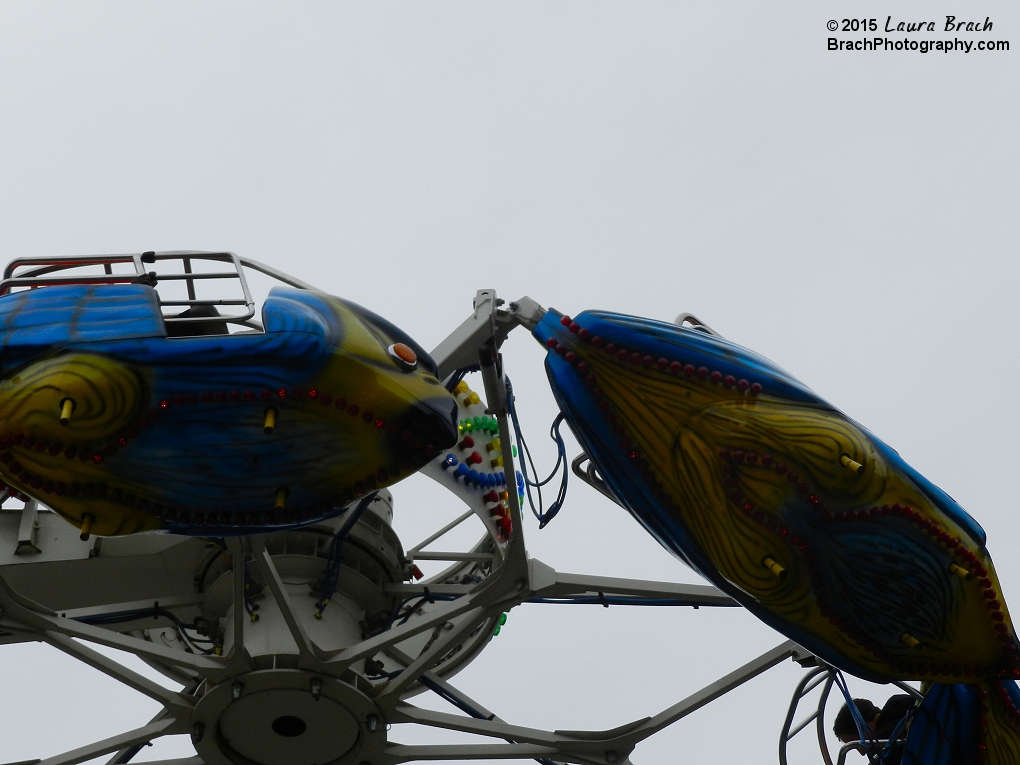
[408,510,475,555]
[42,631,194,714]
[35,718,179,765]
[619,640,805,746]
[390,705,565,748]
[378,607,489,698]
[381,743,587,765]
[409,552,496,563]
[105,707,181,764]
[15,500,40,556]
[430,289,509,380]
[2,610,222,674]
[528,560,736,606]
[253,546,323,667]
[223,538,254,676]
[56,595,204,622]
[324,586,486,668]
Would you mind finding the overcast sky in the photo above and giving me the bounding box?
[1,3,1018,764]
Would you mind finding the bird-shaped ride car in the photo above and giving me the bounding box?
[0,281,458,538]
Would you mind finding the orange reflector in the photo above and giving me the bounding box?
[390,343,417,368]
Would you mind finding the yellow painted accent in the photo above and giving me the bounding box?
[839,453,865,475]
[949,563,973,580]
[900,632,922,650]
[59,398,75,425]
[263,407,277,434]
[275,488,288,510]
[79,513,94,541]
[762,556,786,578]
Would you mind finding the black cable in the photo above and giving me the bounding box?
[506,377,569,528]
[112,741,152,764]
[443,369,469,392]
[76,607,217,654]
[315,493,377,617]
[528,596,735,607]
[365,591,460,637]
[196,551,223,593]
[363,666,556,765]
[242,559,259,621]
[396,591,459,626]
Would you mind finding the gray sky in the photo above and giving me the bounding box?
[1,2,1018,763]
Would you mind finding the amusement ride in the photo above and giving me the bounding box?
[0,252,1015,765]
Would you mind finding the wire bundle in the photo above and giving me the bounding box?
[76,607,217,655]
[314,492,377,618]
[507,378,569,528]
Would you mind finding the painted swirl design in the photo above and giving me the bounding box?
[0,352,154,534]
[535,308,1019,683]
[0,352,145,441]
[984,685,1020,765]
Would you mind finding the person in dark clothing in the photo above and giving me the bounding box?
[834,695,917,765]
[874,695,918,739]
[165,303,230,337]
[834,698,881,743]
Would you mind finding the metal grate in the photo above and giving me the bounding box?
[1,250,257,331]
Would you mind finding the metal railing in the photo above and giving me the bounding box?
[835,739,904,765]
[0,250,297,333]
[780,666,835,765]
[780,665,923,765]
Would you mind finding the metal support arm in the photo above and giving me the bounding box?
[386,640,808,765]
[33,718,182,765]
